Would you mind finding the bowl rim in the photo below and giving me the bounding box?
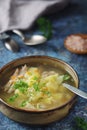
[0,55,79,113]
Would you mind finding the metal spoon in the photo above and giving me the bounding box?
[13,30,47,45]
[63,83,87,99]
[4,37,19,52]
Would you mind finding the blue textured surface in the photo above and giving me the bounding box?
[0,0,87,130]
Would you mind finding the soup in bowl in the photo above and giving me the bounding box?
[0,56,79,125]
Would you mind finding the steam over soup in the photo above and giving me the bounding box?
[2,65,75,111]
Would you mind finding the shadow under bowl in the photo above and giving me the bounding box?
[0,56,79,125]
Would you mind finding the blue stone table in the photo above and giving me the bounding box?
[0,0,87,130]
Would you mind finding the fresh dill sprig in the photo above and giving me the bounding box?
[73,117,87,130]
[37,17,52,40]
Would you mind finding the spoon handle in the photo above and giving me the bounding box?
[13,30,25,40]
[63,83,87,99]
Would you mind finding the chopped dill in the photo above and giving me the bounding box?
[8,94,19,102]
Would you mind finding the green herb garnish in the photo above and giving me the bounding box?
[20,100,27,107]
[33,76,39,80]
[33,82,40,91]
[43,91,51,97]
[73,117,87,130]
[37,17,52,40]
[13,80,28,93]
[63,74,70,81]
[8,94,19,102]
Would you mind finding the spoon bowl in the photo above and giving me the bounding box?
[13,30,47,45]
[4,38,19,52]
[24,35,47,45]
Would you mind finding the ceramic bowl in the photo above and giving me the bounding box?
[0,56,79,125]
